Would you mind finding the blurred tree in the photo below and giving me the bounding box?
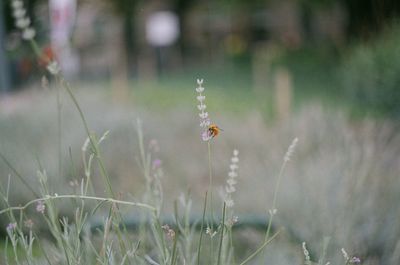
[0,1,11,92]
[106,0,138,77]
[301,0,400,39]
[172,0,193,62]
[343,0,400,38]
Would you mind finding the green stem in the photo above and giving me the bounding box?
[28,39,42,58]
[239,230,281,265]
[0,194,156,215]
[56,75,62,182]
[265,161,287,241]
[61,78,115,198]
[197,192,208,265]
[170,230,179,265]
[217,202,226,265]
[207,140,215,262]
[207,140,214,227]
[229,228,235,265]
[0,152,39,198]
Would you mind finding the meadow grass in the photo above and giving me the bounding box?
[3,75,395,264]
[2,1,400,264]
[3,59,400,264]
[1,12,284,261]
[0,75,281,264]
[1,76,377,265]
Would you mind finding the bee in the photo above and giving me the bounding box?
[208,124,223,138]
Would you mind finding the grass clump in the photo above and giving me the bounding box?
[1,8,286,260]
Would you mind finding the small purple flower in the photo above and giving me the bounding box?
[152,159,162,169]
[202,131,211,141]
[6,222,17,231]
[350,257,361,263]
[36,200,46,214]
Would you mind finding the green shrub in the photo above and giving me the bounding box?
[341,25,400,117]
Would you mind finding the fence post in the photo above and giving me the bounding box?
[274,67,292,120]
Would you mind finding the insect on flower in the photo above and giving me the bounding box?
[208,124,223,138]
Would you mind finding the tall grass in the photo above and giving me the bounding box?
[0,74,283,264]
[3,1,400,264]
[1,2,285,262]
[3,82,400,264]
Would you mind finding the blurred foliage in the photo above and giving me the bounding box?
[269,47,340,101]
[341,23,400,118]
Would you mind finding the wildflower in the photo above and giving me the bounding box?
[195,79,211,141]
[13,8,26,19]
[69,179,79,187]
[36,200,46,214]
[10,0,33,33]
[342,248,361,264]
[46,61,61,75]
[6,222,17,232]
[284,137,298,162]
[22,27,36,40]
[152,159,162,169]
[201,130,210,141]
[205,227,217,238]
[269,208,277,216]
[161,224,175,239]
[349,257,361,263]
[226,216,239,227]
[341,248,349,261]
[302,242,311,265]
[222,149,239,208]
[16,17,30,29]
[24,219,34,229]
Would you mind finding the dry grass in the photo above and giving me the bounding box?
[1,87,400,264]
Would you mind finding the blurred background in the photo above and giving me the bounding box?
[1,0,400,264]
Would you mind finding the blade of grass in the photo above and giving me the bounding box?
[0,152,39,197]
[0,194,156,215]
[239,229,281,265]
[318,237,331,265]
[56,75,62,184]
[197,191,208,265]
[217,202,226,265]
[170,230,179,265]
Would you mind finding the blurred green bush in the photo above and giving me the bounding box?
[341,24,400,117]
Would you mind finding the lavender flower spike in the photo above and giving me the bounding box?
[195,79,211,141]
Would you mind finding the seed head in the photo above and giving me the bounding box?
[223,149,240,208]
[284,137,298,162]
[302,242,311,264]
[36,201,46,214]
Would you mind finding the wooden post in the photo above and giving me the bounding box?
[274,67,292,120]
